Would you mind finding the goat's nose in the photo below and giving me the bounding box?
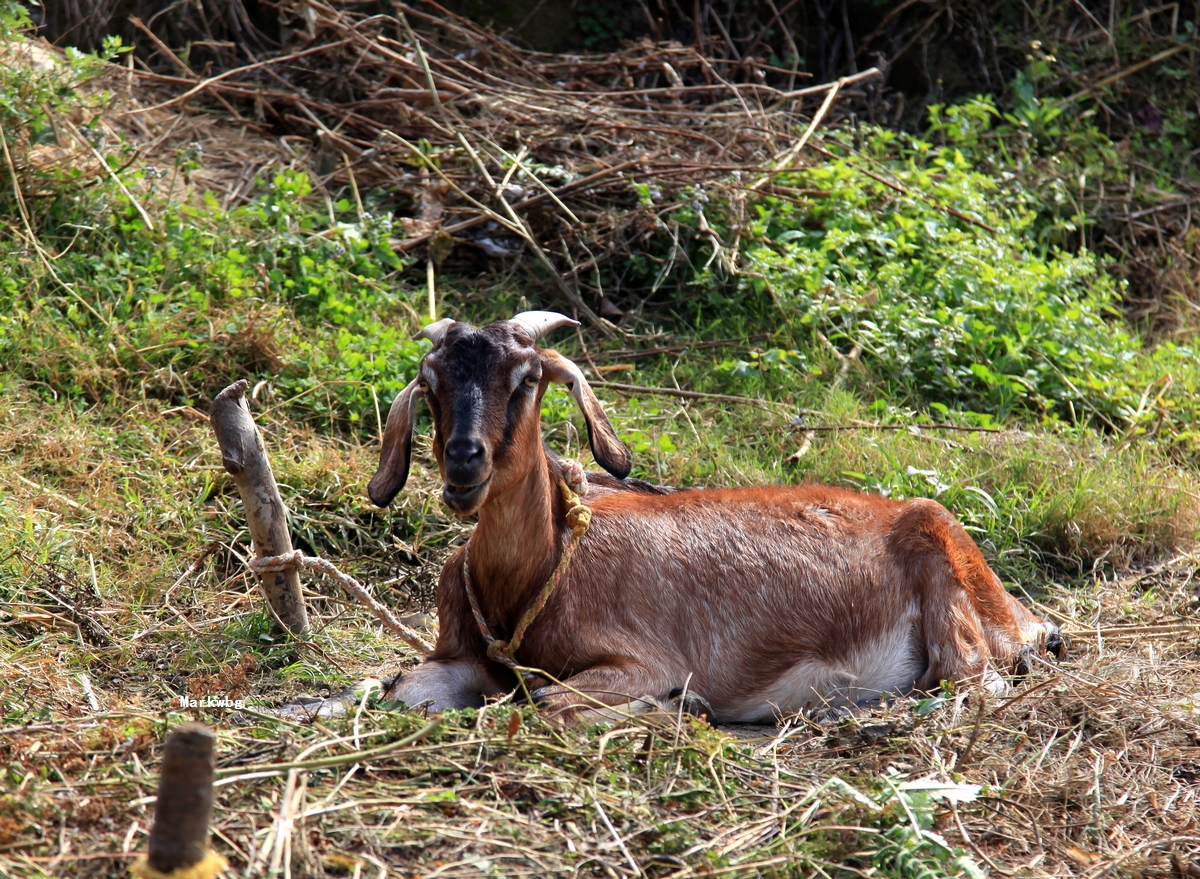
[444,436,485,475]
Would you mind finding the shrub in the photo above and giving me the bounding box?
[731,128,1142,422]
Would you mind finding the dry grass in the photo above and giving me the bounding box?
[2,385,1200,879]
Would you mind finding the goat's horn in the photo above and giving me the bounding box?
[415,318,455,346]
[510,311,580,342]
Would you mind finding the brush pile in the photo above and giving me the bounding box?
[91,0,1195,336]
[117,0,885,327]
[13,0,1200,341]
[17,0,1200,333]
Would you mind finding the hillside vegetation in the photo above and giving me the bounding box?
[1,1,1199,877]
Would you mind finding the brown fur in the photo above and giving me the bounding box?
[372,317,1063,723]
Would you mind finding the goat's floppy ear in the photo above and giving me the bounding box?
[538,349,632,479]
[368,377,423,507]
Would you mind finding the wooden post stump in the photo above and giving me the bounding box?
[210,380,309,636]
[131,722,227,879]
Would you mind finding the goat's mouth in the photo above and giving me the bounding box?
[442,477,491,514]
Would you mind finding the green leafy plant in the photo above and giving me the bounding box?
[736,128,1138,421]
[0,3,124,142]
[870,775,986,879]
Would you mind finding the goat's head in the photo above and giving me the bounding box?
[368,311,632,515]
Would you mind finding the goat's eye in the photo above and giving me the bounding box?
[418,380,430,392]
[523,374,540,388]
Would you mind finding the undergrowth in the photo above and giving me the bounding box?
[660,125,1200,459]
[0,160,425,427]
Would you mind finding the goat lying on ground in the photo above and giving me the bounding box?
[367,311,1064,724]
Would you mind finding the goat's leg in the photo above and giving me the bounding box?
[531,664,679,725]
[892,499,1024,695]
[276,677,385,722]
[996,584,1066,664]
[383,657,508,713]
[915,581,1006,695]
[379,551,512,714]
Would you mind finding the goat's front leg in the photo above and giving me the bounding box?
[383,657,508,713]
[532,663,678,725]
[380,550,511,714]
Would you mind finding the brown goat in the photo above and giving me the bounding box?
[368,312,1063,723]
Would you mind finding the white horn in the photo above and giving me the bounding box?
[415,318,455,346]
[509,310,580,342]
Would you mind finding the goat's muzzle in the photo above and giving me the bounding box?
[442,477,491,515]
[441,434,491,514]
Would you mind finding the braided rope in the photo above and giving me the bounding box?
[248,550,434,655]
[462,463,592,680]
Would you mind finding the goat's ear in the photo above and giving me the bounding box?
[368,377,424,507]
[538,349,632,479]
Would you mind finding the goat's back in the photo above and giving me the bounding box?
[523,481,1012,719]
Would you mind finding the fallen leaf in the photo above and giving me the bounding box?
[1065,845,1102,866]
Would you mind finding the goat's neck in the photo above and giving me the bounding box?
[469,454,564,623]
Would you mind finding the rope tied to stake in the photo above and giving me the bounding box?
[462,462,591,680]
[247,550,434,655]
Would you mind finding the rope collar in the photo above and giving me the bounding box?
[461,467,592,678]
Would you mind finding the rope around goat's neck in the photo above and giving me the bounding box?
[461,463,592,679]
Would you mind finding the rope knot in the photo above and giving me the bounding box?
[486,639,510,662]
[560,458,589,498]
[566,504,591,536]
[248,549,305,574]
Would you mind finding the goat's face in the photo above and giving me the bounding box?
[420,320,541,515]
[368,312,632,516]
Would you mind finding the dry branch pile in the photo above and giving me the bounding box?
[23,0,1200,335]
[22,0,1200,333]
[113,0,883,327]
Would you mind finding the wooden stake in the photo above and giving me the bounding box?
[209,381,309,636]
[150,724,216,871]
[132,723,227,879]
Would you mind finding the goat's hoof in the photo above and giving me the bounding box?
[1015,624,1068,675]
[276,695,334,723]
[665,688,714,723]
[859,721,896,744]
[1045,627,1067,660]
[276,678,382,723]
[529,685,553,707]
[805,704,854,725]
[1034,620,1067,661]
